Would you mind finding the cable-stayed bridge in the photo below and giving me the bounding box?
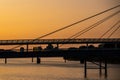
[0,38,119,45]
[0,5,120,78]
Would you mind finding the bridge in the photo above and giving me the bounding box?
[0,38,119,45]
[0,5,120,78]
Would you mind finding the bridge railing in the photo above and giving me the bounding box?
[0,38,120,44]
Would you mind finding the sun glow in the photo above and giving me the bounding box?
[0,0,119,40]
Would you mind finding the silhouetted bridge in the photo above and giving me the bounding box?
[0,38,120,64]
[0,4,120,78]
[0,38,120,45]
[0,38,120,65]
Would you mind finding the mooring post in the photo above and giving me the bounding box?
[105,59,107,78]
[5,58,7,64]
[99,59,102,77]
[84,43,88,78]
[84,58,87,78]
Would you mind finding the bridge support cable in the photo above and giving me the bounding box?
[35,5,120,40]
[100,20,120,38]
[108,25,120,38]
[10,5,120,50]
[69,11,120,39]
[59,10,120,47]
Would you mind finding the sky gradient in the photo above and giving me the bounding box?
[0,0,120,40]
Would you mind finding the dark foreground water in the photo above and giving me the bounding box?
[0,58,120,80]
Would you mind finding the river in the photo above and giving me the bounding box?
[0,58,119,80]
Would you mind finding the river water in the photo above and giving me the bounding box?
[0,58,119,80]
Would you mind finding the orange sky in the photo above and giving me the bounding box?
[0,0,119,40]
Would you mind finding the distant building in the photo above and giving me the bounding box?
[99,43,120,48]
[45,44,54,50]
[33,46,42,52]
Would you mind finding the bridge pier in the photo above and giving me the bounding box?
[37,57,41,64]
[5,58,7,64]
[32,57,34,62]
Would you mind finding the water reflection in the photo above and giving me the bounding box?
[0,58,119,80]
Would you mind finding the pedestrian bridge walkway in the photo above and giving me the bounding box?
[0,38,120,45]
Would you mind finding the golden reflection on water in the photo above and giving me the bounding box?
[0,58,119,80]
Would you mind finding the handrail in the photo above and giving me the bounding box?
[0,38,119,45]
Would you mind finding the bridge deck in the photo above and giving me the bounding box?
[0,38,120,45]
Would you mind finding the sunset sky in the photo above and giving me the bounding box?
[0,0,119,40]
